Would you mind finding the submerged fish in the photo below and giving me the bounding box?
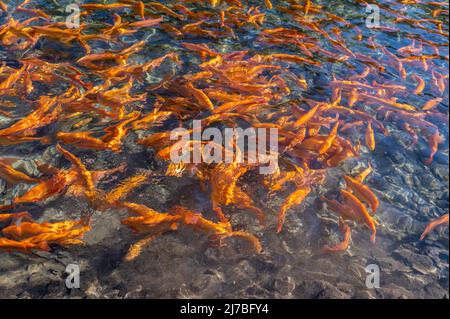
[0,0,448,261]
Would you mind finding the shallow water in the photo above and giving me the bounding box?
[0,0,448,298]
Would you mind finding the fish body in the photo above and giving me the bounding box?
[365,122,376,151]
[319,120,339,154]
[0,159,39,185]
[343,176,379,213]
[277,187,311,233]
[321,219,351,253]
[340,189,376,243]
[411,74,425,95]
[420,214,449,240]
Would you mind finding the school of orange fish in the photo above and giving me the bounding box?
[0,0,448,261]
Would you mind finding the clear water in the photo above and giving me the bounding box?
[0,0,448,298]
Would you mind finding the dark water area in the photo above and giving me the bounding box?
[0,0,449,299]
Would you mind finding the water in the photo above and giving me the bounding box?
[0,0,448,298]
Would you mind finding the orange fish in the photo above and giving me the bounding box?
[321,196,360,222]
[185,82,215,111]
[77,41,145,69]
[355,165,373,183]
[343,176,379,213]
[420,214,449,240]
[0,135,52,146]
[292,104,321,127]
[358,93,417,112]
[422,97,443,111]
[365,122,376,151]
[105,172,152,206]
[319,119,339,154]
[424,130,443,165]
[304,0,312,15]
[80,3,132,11]
[209,163,265,224]
[431,70,447,96]
[347,89,358,107]
[102,111,141,152]
[264,53,321,66]
[147,2,185,20]
[0,158,39,185]
[0,1,7,11]
[0,97,60,137]
[122,205,180,234]
[56,145,97,206]
[182,42,219,59]
[123,232,162,261]
[397,40,423,56]
[172,206,262,253]
[277,187,311,233]
[9,157,122,207]
[128,17,164,28]
[56,132,107,151]
[0,237,47,252]
[3,220,90,248]
[137,1,145,19]
[160,23,183,37]
[321,219,351,253]
[0,65,27,90]
[0,212,32,223]
[411,74,426,95]
[340,189,376,243]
